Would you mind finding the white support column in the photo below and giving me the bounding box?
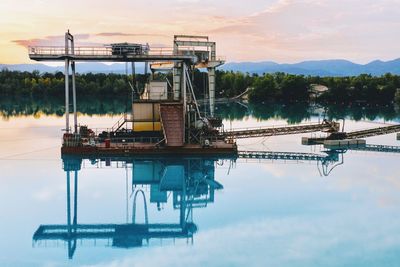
[73,170,78,225]
[66,170,71,240]
[71,34,77,134]
[208,67,215,117]
[65,59,70,133]
[64,31,70,133]
[71,61,77,133]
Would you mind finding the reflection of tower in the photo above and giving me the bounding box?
[316,145,400,176]
[33,158,82,259]
[317,150,345,177]
[238,150,344,177]
[131,158,223,229]
[65,159,80,259]
[132,189,148,225]
[33,156,225,259]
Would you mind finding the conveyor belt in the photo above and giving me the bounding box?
[346,125,400,139]
[224,120,339,139]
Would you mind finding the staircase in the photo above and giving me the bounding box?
[160,103,184,147]
[111,113,134,132]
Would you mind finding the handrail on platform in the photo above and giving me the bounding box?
[29,46,182,57]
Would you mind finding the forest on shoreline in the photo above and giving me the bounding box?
[1,68,400,107]
[1,95,399,124]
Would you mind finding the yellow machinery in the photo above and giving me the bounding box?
[132,102,162,132]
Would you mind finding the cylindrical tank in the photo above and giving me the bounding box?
[105,139,111,148]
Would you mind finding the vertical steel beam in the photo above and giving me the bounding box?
[64,60,70,133]
[182,63,187,143]
[64,31,70,133]
[66,171,71,229]
[71,35,77,134]
[182,63,187,109]
[179,165,187,228]
[173,39,181,100]
[208,67,215,117]
[210,43,216,61]
[73,170,78,226]
[173,65,181,100]
[66,170,72,258]
[71,62,77,133]
[209,43,216,117]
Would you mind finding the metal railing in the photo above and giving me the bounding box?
[238,150,327,161]
[140,91,175,101]
[29,46,183,57]
[347,144,400,154]
[111,113,134,132]
[69,136,163,147]
[103,137,163,146]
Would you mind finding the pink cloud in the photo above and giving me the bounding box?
[13,34,91,48]
[96,32,168,38]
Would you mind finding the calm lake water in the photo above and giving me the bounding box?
[1,104,400,267]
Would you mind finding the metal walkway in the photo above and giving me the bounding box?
[347,144,400,153]
[224,120,339,139]
[346,124,400,139]
[33,222,195,256]
[29,46,197,63]
[238,150,328,161]
[33,223,195,241]
[238,145,400,163]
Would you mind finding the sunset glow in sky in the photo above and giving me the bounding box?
[1,0,399,64]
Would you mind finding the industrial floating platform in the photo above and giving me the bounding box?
[28,31,400,157]
[60,99,238,156]
[28,31,239,157]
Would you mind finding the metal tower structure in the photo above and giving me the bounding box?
[172,35,224,117]
[29,31,199,135]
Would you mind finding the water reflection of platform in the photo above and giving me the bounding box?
[34,146,400,259]
[34,223,197,249]
[33,156,226,259]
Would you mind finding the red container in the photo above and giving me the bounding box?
[105,139,111,148]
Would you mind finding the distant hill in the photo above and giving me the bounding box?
[0,63,146,74]
[221,59,400,76]
[2,59,400,76]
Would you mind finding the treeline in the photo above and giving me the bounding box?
[0,69,215,100]
[1,96,399,123]
[0,69,150,98]
[1,69,400,106]
[215,71,400,105]
[0,95,129,118]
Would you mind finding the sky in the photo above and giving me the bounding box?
[0,0,400,64]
